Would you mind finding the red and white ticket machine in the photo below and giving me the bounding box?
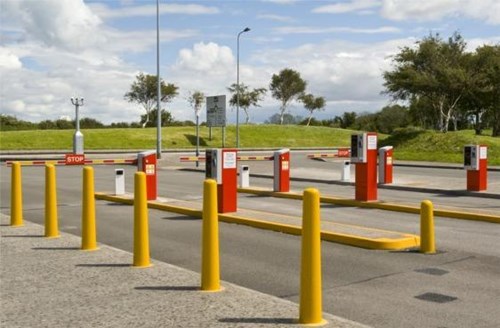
[206,148,238,213]
[464,145,487,191]
[137,150,157,200]
[351,132,378,201]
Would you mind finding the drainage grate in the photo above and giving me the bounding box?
[415,268,449,276]
[415,292,457,303]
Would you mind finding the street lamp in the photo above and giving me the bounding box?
[156,0,162,159]
[70,97,84,154]
[236,27,250,149]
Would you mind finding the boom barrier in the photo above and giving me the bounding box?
[5,158,138,167]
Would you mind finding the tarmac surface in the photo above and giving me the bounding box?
[0,214,369,328]
[1,150,499,328]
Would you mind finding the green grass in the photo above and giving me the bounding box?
[380,128,500,165]
[1,125,498,165]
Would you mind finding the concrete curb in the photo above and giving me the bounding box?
[238,188,500,224]
[178,168,500,200]
[95,192,419,250]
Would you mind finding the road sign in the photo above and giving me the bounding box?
[206,95,226,127]
[65,154,85,165]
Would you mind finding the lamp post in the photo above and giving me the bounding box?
[195,109,200,167]
[71,97,84,154]
[236,27,250,149]
[156,0,162,159]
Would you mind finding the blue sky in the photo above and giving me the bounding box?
[1,0,499,124]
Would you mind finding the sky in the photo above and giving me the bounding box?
[1,0,499,125]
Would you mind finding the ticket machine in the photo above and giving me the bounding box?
[464,145,487,191]
[351,133,378,201]
[206,148,238,213]
[137,150,157,200]
[273,149,290,192]
[378,146,393,184]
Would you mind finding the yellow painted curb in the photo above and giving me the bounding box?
[95,192,418,250]
[238,188,500,224]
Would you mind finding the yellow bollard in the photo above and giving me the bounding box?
[133,172,152,268]
[10,162,24,227]
[420,200,436,254]
[299,188,326,325]
[201,179,221,292]
[44,164,60,238]
[81,166,98,251]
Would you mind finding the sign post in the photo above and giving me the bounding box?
[206,95,227,148]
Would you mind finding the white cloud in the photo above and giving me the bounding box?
[257,14,294,22]
[381,0,500,25]
[274,26,400,34]
[174,42,234,73]
[3,0,104,51]
[0,48,22,69]
[261,0,299,4]
[90,3,220,19]
[312,0,381,14]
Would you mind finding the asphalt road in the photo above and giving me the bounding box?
[1,163,499,328]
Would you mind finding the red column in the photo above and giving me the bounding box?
[218,149,237,213]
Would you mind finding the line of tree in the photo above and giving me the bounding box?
[383,32,500,136]
[124,68,326,127]
[3,31,498,135]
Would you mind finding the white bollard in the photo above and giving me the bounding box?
[341,160,351,182]
[115,168,125,195]
[239,165,250,188]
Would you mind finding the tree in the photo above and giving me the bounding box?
[227,83,266,124]
[334,111,357,129]
[140,108,173,128]
[269,68,307,125]
[353,112,377,132]
[187,90,205,119]
[80,117,104,129]
[299,93,326,126]
[383,32,468,133]
[265,113,303,125]
[464,45,500,136]
[124,73,178,128]
[376,105,410,134]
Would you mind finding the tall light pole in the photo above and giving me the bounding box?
[71,97,84,154]
[156,0,162,159]
[236,27,250,149]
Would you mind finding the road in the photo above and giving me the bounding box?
[1,160,499,328]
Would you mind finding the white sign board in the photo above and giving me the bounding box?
[206,95,226,127]
[223,151,237,169]
[480,146,487,159]
[367,135,377,150]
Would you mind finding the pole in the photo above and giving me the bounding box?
[156,0,162,159]
[75,102,80,132]
[71,97,84,154]
[236,32,240,149]
[236,27,250,149]
[196,114,200,167]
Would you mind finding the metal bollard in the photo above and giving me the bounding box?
[10,162,24,227]
[239,165,250,188]
[420,200,436,254]
[44,164,60,238]
[201,179,221,292]
[81,166,98,251]
[299,188,326,325]
[133,172,152,268]
[341,160,351,182]
[115,168,125,195]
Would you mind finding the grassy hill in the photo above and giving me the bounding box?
[1,125,498,165]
